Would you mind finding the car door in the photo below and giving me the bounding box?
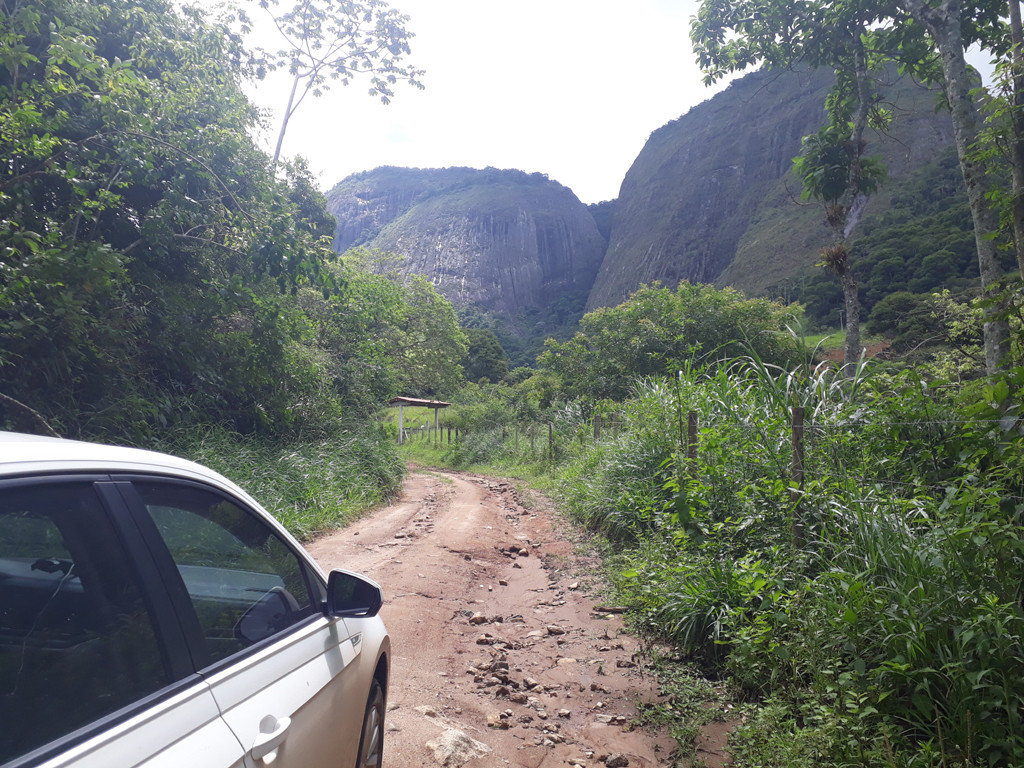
[0,478,246,768]
[123,479,368,768]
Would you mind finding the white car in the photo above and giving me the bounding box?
[0,432,389,768]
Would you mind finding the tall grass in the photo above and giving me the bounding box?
[543,362,1024,767]
[159,425,404,540]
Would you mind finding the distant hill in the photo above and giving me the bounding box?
[588,67,958,309]
[326,67,972,368]
[326,167,606,317]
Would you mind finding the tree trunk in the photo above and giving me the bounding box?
[841,268,861,374]
[272,73,302,169]
[837,36,870,376]
[899,0,1011,374]
[1008,0,1024,280]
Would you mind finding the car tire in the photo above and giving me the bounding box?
[355,679,385,768]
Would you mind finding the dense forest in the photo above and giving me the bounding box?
[771,150,987,334]
[0,0,465,442]
[5,0,1024,766]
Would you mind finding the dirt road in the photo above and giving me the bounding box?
[306,468,681,768]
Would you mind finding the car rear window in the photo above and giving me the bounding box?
[0,482,170,763]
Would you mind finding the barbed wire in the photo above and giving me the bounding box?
[794,470,1024,504]
[805,419,1012,429]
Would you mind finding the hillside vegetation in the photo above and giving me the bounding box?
[408,279,1024,765]
[0,0,471,521]
[774,149,985,333]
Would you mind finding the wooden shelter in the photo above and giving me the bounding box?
[387,397,451,444]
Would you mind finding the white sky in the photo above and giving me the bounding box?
[221,0,729,204]
[199,1,996,205]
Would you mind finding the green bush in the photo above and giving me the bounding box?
[538,282,801,401]
[545,360,1024,767]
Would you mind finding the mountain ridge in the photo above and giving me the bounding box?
[327,166,605,317]
[326,66,965,353]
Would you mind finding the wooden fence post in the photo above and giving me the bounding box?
[548,423,553,461]
[687,411,698,464]
[791,406,805,547]
[594,414,602,441]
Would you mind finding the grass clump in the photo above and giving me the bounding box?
[543,362,1024,767]
[160,425,404,540]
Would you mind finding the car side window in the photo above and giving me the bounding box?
[0,482,170,764]
[132,482,317,665]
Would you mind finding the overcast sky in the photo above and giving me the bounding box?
[224,0,731,204]
[206,1,996,205]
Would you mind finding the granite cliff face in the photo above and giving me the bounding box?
[325,68,960,344]
[327,167,606,317]
[587,67,956,310]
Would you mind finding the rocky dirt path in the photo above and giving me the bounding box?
[306,468,679,768]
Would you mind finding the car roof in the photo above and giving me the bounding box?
[0,431,248,498]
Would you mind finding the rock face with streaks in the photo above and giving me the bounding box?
[325,68,963,340]
[587,66,958,309]
[587,68,833,309]
[327,167,606,317]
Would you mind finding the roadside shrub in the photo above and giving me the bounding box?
[443,427,507,467]
[538,282,801,400]
[160,424,404,540]
[548,358,1024,767]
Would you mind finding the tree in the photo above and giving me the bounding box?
[1004,0,1024,277]
[330,249,468,398]
[692,0,1014,375]
[392,274,468,396]
[894,0,1011,375]
[0,0,344,437]
[693,0,897,376]
[793,115,887,375]
[462,328,509,383]
[245,0,424,167]
[538,282,799,401]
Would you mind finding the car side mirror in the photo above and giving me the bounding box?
[325,569,383,618]
[237,586,300,644]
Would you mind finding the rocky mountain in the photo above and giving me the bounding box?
[587,67,957,310]
[326,67,965,361]
[326,167,606,317]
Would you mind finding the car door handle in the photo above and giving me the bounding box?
[250,715,291,762]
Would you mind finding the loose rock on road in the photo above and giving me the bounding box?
[306,468,678,768]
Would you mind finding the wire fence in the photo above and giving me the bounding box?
[407,404,1024,512]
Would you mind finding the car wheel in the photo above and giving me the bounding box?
[355,679,385,768]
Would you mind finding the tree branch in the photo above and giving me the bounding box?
[0,391,61,437]
[116,131,257,223]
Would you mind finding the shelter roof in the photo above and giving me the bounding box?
[387,397,451,408]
